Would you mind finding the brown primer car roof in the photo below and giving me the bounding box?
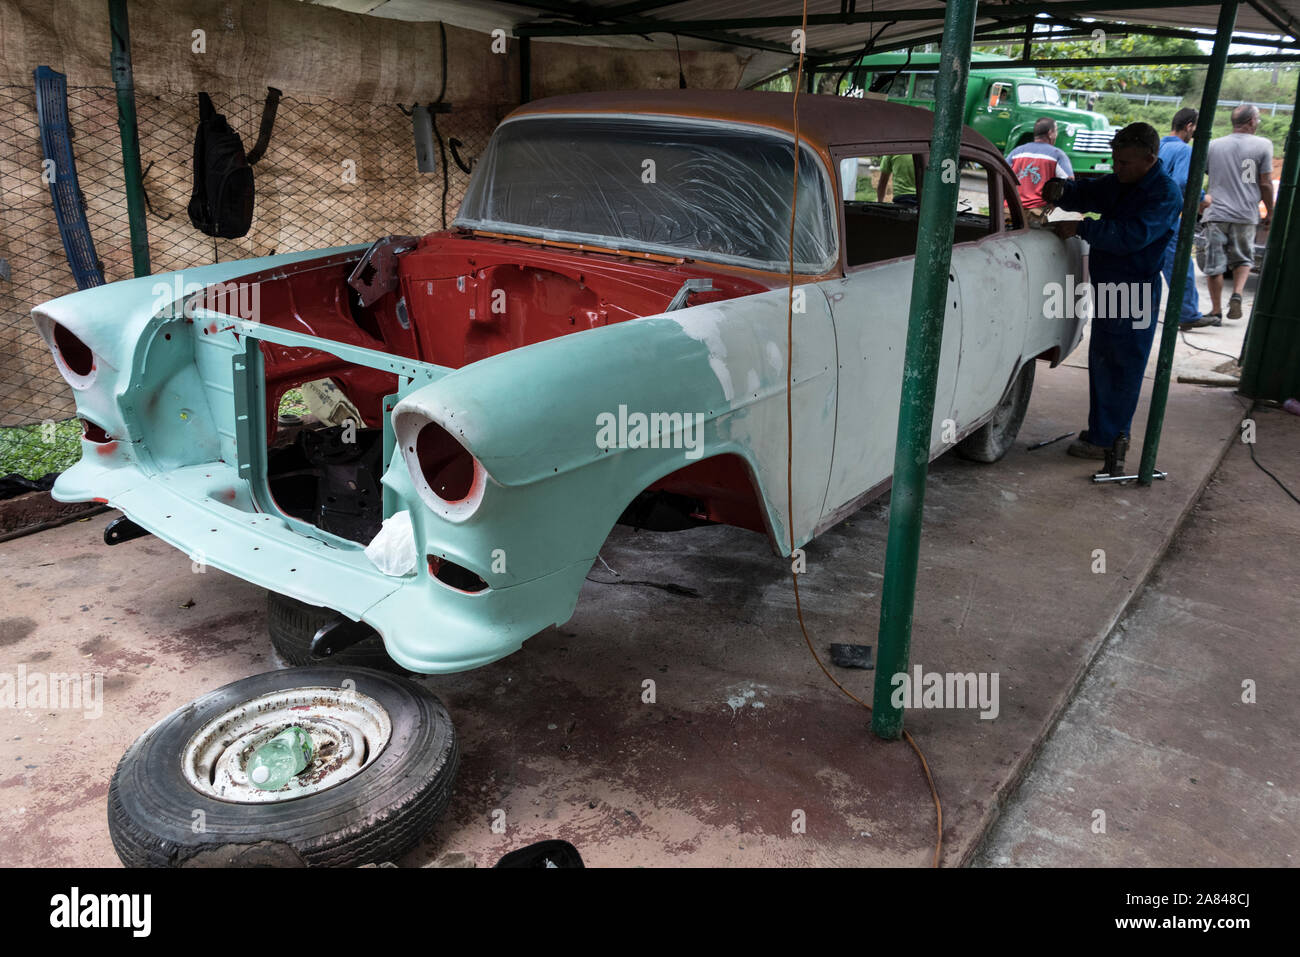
[507,89,1004,157]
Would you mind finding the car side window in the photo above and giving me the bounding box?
[838,152,923,268]
[1018,84,1046,105]
[913,75,936,102]
[955,160,996,241]
[869,72,911,97]
[954,158,1023,239]
[989,82,1011,108]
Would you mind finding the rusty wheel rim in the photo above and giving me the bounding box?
[181,686,393,804]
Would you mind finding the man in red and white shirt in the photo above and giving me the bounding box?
[1007,118,1075,210]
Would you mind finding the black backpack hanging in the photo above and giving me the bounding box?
[187,92,255,239]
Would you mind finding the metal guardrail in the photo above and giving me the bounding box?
[1063,87,1294,114]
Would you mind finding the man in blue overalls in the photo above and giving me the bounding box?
[1043,123,1184,463]
[1159,108,1214,328]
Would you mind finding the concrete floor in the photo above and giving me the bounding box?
[0,292,1267,867]
[976,403,1299,866]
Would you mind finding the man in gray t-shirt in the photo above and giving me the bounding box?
[1200,105,1275,320]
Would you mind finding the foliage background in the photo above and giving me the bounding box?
[756,30,1297,153]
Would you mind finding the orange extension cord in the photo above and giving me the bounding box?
[783,0,943,869]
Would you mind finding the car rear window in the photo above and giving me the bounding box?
[455,115,837,274]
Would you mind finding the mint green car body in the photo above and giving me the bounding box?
[34,91,1084,674]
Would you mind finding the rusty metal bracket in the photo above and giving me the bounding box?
[104,515,149,545]
[347,235,419,308]
[666,277,714,311]
[310,614,379,660]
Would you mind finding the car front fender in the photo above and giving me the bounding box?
[34,246,366,499]
[387,285,838,595]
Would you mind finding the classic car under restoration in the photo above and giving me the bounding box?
[35,90,1085,674]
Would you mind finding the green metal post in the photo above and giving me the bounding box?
[1240,66,1300,401]
[109,0,151,277]
[1137,1,1237,484]
[871,0,978,740]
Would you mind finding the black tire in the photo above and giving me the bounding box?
[956,360,1035,463]
[108,666,458,868]
[267,590,406,674]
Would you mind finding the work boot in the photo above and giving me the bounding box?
[1181,314,1221,329]
[1101,434,1130,477]
[1227,294,1243,320]
[1067,436,1108,459]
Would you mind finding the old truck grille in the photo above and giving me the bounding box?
[1072,130,1114,153]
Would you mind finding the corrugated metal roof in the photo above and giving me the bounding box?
[302,1,1300,87]
[591,1,1300,50]
[306,1,1299,48]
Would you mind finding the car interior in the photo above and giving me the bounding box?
[839,152,1015,267]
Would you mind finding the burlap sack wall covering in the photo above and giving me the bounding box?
[0,0,743,426]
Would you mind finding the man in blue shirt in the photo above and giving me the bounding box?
[1159,108,1213,328]
[1042,123,1184,461]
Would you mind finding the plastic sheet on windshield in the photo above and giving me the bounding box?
[456,116,837,274]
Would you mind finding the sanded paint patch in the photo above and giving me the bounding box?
[672,308,737,401]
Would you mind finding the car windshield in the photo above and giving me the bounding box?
[455,115,837,273]
[1018,84,1062,106]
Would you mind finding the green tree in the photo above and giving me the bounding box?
[752,72,793,93]
[1203,65,1298,106]
[984,31,1201,94]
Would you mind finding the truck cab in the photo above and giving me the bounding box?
[848,51,1115,176]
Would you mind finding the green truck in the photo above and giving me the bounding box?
[848,51,1115,176]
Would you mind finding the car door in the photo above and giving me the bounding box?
[947,238,1029,429]
[970,80,1014,152]
[819,261,961,524]
[947,158,1031,431]
[819,145,961,523]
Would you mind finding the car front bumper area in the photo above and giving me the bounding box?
[54,455,591,673]
[40,281,589,675]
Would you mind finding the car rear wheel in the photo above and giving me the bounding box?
[107,666,458,867]
[267,590,406,674]
[956,360,1035,463]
